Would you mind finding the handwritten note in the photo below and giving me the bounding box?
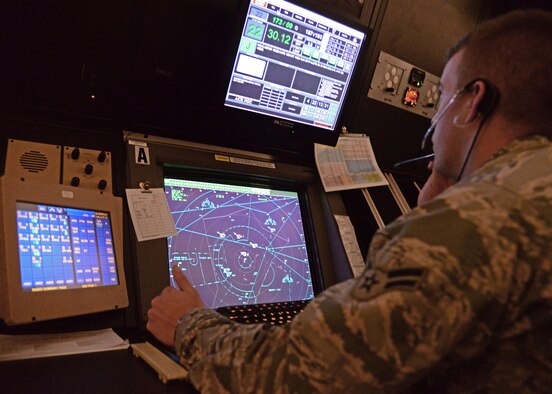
[125,188,177,242]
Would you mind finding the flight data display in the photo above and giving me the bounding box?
[16,202,119,292]
[164,177,314,308]
[225,0,366,131]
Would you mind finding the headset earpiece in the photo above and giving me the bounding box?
[454,78,499,181]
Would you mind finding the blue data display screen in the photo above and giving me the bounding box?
[164,178,314,308]
[16,202,119,292]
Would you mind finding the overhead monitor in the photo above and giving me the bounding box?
[164,176,316,308]
[223,0,369,146]
[0,177,128,325]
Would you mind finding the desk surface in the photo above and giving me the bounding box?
[1,347,199,394]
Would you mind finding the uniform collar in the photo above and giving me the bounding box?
[488,134,551,162]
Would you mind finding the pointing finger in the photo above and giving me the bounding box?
[172,265,195,293]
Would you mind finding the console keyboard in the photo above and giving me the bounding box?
[216,300,311,325]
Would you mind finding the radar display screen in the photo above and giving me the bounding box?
[164,177,314,308]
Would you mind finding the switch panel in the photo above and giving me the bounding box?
[368,51,440,119]
[62,147,113,193]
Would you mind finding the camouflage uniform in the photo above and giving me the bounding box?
[175,135,552,393]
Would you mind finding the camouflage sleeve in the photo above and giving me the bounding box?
[174,263,473,394]
[173,180,532,393]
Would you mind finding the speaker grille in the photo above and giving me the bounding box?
[19,150,49,173]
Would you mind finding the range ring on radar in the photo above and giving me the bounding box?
[211,225,277,301]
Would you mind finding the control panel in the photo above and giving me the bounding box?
[62,147,113,193]
[3,140,113,193]
[0,139,127,325]
[368,51,440,119]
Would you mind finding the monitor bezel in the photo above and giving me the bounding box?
[162,167,325,306]
[216,0,372,150]
[0,177,128,325]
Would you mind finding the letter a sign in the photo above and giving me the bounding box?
[135,146,150,165]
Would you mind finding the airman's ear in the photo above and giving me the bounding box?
[453,80,488,126]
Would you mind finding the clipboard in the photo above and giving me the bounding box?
[125,182,177,242]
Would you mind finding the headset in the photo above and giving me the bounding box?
[394,78,500,178]
[455,78,499,180]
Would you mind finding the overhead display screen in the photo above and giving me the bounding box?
[164,177,315,308]
[225,0,367,131]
